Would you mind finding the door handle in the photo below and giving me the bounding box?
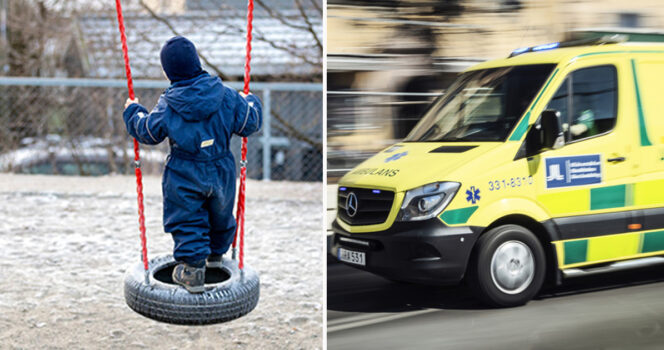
[607,157,626,163]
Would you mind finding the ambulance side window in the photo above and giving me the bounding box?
[544,65,618,142]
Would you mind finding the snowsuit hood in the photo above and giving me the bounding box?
[163,73,223,122]
[160,36,203,82]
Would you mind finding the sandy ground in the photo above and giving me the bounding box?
[0,174,324,349]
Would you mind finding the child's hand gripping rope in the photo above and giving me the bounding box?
[125,98,139,109]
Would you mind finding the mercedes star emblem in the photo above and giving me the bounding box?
[346,192,358,217]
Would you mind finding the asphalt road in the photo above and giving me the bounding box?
[327,254,664,350]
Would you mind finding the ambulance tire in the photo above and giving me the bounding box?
[467,224,545,307]
[124,254,260,325]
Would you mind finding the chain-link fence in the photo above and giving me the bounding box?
[0,77,322,182]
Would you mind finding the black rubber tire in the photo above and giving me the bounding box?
[124,254,259,325]
[467,224,545,307]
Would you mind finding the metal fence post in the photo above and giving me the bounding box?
[262,88,271,181]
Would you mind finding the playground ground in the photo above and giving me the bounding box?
[0,174,323,349]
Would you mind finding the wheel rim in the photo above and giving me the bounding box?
[490,240,535,295]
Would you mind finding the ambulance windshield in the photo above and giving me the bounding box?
[406,64,555,142]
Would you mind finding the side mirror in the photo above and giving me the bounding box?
[540,110,564,150]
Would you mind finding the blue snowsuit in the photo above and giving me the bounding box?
[123,72,262,266]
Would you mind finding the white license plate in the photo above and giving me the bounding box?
[338,248,366,266]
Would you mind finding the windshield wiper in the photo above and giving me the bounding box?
[439,135,474,142]
[417,125,441,141]
[437,124,470,141]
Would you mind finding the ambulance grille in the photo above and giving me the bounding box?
[337,187,395,226]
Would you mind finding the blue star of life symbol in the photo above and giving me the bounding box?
[466,186,480,204]
[384,151,408,163]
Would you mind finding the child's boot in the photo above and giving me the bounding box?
[206,253,224,268]
[172,262,206,293]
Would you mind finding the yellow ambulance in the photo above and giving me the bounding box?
[330,36,664,306]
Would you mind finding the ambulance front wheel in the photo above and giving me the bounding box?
[467,224,546,307]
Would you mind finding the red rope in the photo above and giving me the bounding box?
[233,0,254,270]
[115,0,148,271]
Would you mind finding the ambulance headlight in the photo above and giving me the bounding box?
[397,182,460,221]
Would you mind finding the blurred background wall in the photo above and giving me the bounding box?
[326,0,664,181]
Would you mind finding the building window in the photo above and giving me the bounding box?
[619,13,641,28]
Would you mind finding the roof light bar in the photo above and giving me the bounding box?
[508,34,629,58]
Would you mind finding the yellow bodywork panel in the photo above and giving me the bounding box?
[537,189,590,216]
[633,179,664,207]
[586,233,640,262]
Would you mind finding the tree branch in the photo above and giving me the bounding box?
[308,0,322,15]
[253,0,310,31]
[294,0,322,56]
[251,27,319,66]
[271,110,322,152]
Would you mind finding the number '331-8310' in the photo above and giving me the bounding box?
[488,176,534,191]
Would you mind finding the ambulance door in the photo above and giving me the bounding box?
[530,58,638,267]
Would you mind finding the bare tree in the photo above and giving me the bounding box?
[3,0,90,76]
[3,0,53,151]
[7,0,47,76]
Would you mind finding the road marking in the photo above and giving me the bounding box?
[327,309,439,333]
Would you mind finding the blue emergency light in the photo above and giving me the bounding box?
[532,42,560,51]
[509,42,560,57]
[511,46,530,55]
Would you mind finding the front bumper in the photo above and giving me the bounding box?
[330,218,482,285]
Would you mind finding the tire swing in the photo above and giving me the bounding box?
[115,0,260,325]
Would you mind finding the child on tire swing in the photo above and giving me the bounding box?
[122,36,262,293]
